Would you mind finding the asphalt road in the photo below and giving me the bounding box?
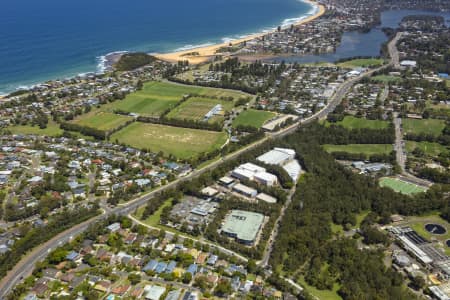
[394,113,406,172]
[0,32,403,299]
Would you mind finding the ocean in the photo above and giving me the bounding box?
[0,0,315,94]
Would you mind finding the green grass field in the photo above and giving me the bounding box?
[338,58,384,68]
[232,109,276,128]
[327,116,390,130]
[406,141,449,157]
[402,118,446,136]
[104,81,248,117]
[7,120,63,136]
[71,111,133,131]
[371,75,402,83]
[165,97,234,123]
[105,81,190,116]
[323,144,393,155]
[110,122,228,159]
[379,177,426,195]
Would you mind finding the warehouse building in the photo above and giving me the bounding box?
[256,193,277,204]
[231,167,255,181]
[219,176,235,187]
[232,183,257,198]
[257,148,302,182]
[282,159,302,182]
[231,162,279,187]
[257,148,296,165]
[254,171,278,186]
[221,210,264,245]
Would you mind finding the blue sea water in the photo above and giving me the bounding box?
[0,0,315,94]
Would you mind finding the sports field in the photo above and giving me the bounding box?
[110,122,228,159]
[105,81,248,117]
[232,109,276,128]
[71,111,133,131]
[402,118,446,136]
[337,58,384,68]
[323,144,392,155]
[165,97,234,122]
[406,141,449,157]
[379,177,426,195]
[328,116,390,130]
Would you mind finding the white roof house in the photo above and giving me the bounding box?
[144,285,166,300]
[400,60,417,68]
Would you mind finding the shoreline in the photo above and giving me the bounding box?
[154,0,326,64]
[0,1,325,96]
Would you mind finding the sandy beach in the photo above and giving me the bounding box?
[155,1,326,64]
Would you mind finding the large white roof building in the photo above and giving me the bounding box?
[257,148,295,166]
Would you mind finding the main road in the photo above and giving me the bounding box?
[0,32,403,299]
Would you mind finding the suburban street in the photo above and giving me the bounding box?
[0,32,404,300]
[394,113,406,172]
[258,185,297,268]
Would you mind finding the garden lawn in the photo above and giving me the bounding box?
[110,122,228,159]
[379,177,426,195]
[71,111,133,131]
[165,97,234,122]
[323,144,392,155]
[328,116,390,130]
[402,118,446,136]
[232,109,276,128]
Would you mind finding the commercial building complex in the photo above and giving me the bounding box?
[231,162,278,187]
[257,148,302,182]
[221,210,264,245]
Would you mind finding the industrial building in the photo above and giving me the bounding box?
[219,176,235,187]
[429,285,450,300]
[221,210,265,245]
[201,186,219,197]
[257,148,302,182]
[231,162,279,187]
[232,183,258,198]
[254,171,278,186]
[256,193,277,204]
[257,148,295,165]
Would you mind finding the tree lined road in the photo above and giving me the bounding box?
[0,32,404,300]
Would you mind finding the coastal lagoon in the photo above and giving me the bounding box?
[0,0,314,94]
[271,9,450,63]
